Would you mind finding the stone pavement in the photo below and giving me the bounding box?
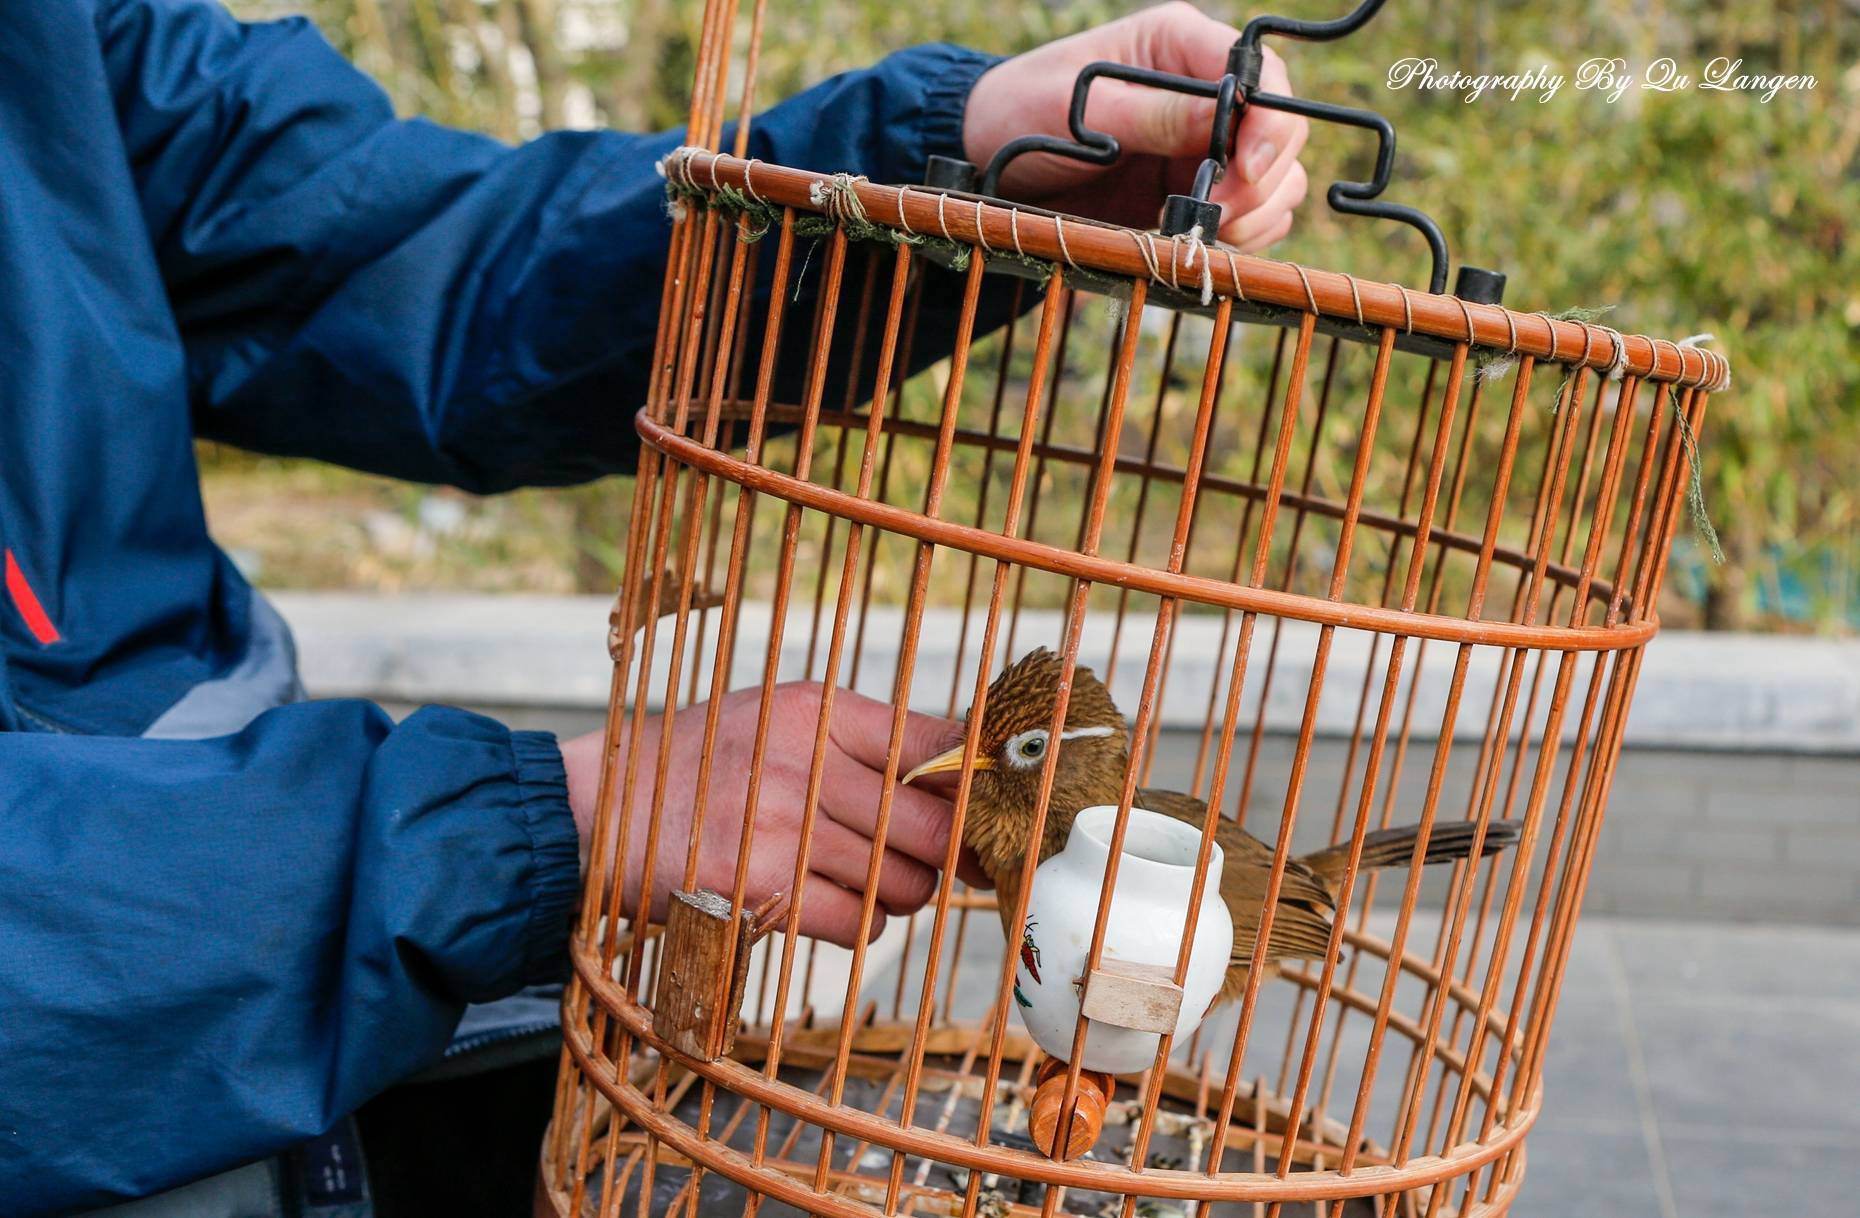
[1516,917,1860,1217]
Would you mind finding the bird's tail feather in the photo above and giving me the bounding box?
[1299,819,1521,885]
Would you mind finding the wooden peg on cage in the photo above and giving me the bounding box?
[651,888,780,1061]
[1029,1055,1115,1161]
[606,567,727,660]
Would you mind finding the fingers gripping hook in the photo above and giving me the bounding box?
[976,59,1231,239]
[952,0,1504,301]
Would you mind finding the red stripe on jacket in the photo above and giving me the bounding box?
[4,549,61,644]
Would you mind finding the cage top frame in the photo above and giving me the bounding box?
[660,149,1730,397]
[647,145,1728,658]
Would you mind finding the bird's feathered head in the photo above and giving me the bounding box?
[965,647,1127,763]
[902,648,1132,872]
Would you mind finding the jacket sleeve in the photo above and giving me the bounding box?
[101,0,1000,492]
[0,702,581,1215]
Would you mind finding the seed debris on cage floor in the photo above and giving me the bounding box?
[562,1043,1377,1217]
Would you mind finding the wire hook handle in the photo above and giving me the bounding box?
[965,0,1496,300]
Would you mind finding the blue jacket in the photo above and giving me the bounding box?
[0,2,994,1211]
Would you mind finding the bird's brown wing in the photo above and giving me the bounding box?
[1133,786,1210,824]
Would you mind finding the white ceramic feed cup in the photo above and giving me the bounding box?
[1014,805,1232,1074]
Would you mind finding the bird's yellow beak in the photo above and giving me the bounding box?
[900,745,992,786]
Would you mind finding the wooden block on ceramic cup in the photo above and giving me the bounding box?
[651,888,755,1061]
[1080,957,1183,1034]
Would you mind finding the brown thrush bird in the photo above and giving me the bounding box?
[904,648,1520,1006]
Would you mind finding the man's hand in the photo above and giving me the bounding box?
[961,2,1310,252]
[562,683,976,949]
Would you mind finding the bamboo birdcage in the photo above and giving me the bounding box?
[538,3,1730,1216]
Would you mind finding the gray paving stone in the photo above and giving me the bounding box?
[1612,918,1860,1003]
[1530,998,1643,1131]
[1661,1127,1860,1216]
[1628,995,1860,1135]
[1559,919,1621,1003]
[1509,1119,1667,1218]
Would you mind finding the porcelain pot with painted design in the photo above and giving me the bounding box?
[1014,804,1232,1074]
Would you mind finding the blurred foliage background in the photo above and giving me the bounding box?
[207,0,1858,631]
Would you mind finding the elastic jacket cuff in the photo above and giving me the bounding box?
[510,729,582,986]
[892,43,1004,183]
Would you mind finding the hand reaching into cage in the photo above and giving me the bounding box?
[962,2,1311,251]
[560,683,981,950]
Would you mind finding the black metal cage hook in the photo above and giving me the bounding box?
[941,0,1504,302]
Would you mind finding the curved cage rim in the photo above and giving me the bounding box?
[705,397,1638,618]
[639,409,1660,653]
[566,939,1542,1204]
[663,148,1731,393]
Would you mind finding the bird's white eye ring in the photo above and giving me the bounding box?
[1002,729,1050,769]
[1000,724,1117,770]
